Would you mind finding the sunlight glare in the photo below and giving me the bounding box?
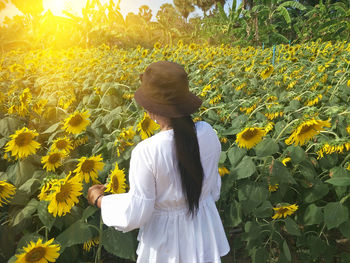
[43,0,86,17]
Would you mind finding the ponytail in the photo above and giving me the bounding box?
[170,116,204,216]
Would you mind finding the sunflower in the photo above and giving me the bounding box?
[74,155,104,183]
[272,204,298,219]
[0,181,16,207]
[5,127,41,159]
[282,157,291,166]
[62,110,90,134]
[51,137,73,153]
[268,184,279,192]
[46,173,82,217]
[15,238,60,263]
[285,118,331,146]
[260,65,274,79]
[41,151,67,172]
[218,167,230,177]
[137,112,160,140]
[105,164,126,194]
[236,127,266,149]
[83,237,99,252]
[154,42,161,49]
[38,179,59,201]
[347,125,350,135]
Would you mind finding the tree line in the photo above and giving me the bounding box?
[0,0,350,50]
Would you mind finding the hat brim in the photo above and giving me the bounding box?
[134,88,202,118]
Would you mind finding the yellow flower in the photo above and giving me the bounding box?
[347,126,350,135]
[141,49,148,58]
[209,94,222,105]
[188,43,196,51]
[347,79,350,87]
[114,127,135,157]
[137,112,160,140]
[282,157,291,166]
[74,155,104,183]
[15,238,60,263]
[285,118,331,146]
[218,167,230,177]
[260,65,274,79]
[62,111,90,135]
[33,99,48,115]
[236,127,266,149]
[46,173,82,217]
[38,179,59,201]
[0,181,16,207]
[105,164,126,194]
[5,127,41,159]
[272,204,298,219]
[41,151,67,172]
[72,135,89,148]
[268,184,279,192]
[220,137,228,143]
[265,122,275,133]
[83,237,99,252]
[154,42,161,49]
[51,137,73,153]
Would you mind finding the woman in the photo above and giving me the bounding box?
[88,61,230,262]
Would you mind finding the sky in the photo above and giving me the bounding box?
[0,0,242,23]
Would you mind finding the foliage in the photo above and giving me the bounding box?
[1,39,350,262]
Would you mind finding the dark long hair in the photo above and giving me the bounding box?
[170,116,204,216]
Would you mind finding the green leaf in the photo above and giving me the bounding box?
[326,177,350,186]
[56,220,94,250]
[42,122,61,134]
[251,247,268,263]
[284,217,301,236]
[225,200,242,227]
[255,138,279,157]
[254,201,273,218]
[219,151,226,164]
[280,1,306,10]
[82,206,98,221]
[227,146,246,167]
[283,240,292,262]
[234,156,256,180]
[340,220,350,239]
[101,227,137,261]
[304,182,329,203]
[12,199,39,226]
[276,6,291,24]
[37,201,55,231]
[18,178,41,195]
[271,161,296,184]
[298,160,317,181]
[303,204,323,225]
[284,146,305,164]
[324,202,349,230]
[0,117,22,137]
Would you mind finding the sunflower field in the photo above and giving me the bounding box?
[1,40,350,263]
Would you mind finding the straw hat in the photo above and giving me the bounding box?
[134,61,202,118]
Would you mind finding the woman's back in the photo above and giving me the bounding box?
[102,121,230,263]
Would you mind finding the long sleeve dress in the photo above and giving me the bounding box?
[101,121,230,263]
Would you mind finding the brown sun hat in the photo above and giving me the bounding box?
[134,61,202,118]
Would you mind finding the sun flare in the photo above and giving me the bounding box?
[43,0,85,17]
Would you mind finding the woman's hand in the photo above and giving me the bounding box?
[87,184,106,208]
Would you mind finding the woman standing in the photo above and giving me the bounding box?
[88,61,230,262]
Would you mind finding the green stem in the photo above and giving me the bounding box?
[95,217,103,263]
[275,119,299,141]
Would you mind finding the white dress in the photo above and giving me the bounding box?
[101,121,230,263]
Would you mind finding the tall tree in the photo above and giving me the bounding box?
[138,5,152,22]
[193,0,216,16]
[156,3,182,25]
[173,0,195,21]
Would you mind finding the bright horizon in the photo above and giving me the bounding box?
[0,0,241,23]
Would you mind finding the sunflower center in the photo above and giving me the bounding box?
[141,118,151,131]
[68,114,83,127]
[112,176,119,192]
[299,124,315,135]
[56,140,68,149]
[15,132,32,147]
[56,183,72,202]
[242,129,258,140]
[48,153,61,164]
[81,160,95,173]
[278,208,289,215]
[25,246,45,262]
